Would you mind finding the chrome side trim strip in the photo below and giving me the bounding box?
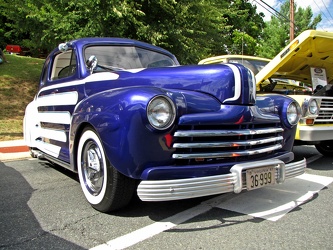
[223,64,241,103]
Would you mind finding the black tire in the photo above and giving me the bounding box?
[77,127,136,212]
[315,141,333,157]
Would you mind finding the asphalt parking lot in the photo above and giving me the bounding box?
[1,145,333,250]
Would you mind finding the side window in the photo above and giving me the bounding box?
[40,57,50,87]
[51,50,77,80]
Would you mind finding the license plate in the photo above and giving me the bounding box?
[246,166,276,191]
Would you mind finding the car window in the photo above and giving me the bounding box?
[85,45,176,70]
[50,50,77,80]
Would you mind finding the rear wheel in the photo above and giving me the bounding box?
[77,127,136,212]
[315,141,333,157]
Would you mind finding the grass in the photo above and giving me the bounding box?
[0,54,44,141]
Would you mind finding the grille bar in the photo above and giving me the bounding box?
[172,144,282,159]
[173,135,283,148]
[315,98,333,124]
[172,123,283,163]
[174,127,284,137]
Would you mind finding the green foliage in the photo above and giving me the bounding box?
[217,0,265,56]
[257,0,322,58]
[0,54,43,81]
[0,0,265,64]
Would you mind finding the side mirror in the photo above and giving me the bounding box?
[86,55,98,74]
[58,43,69,52]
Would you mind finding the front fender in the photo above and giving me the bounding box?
[70,87,182,177]
[70,86,237,177]
[257,93,299,151]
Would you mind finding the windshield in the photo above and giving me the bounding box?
[228,58,268,75]
[85,45,177,71]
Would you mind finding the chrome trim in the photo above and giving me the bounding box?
[316,98,333,123]
[174,127,284,137]
[286,102,300,126]
[147,95,176,130]
[299,125,333,141]
[284,158,307,178]
[173,136,283,148]
[172,144,282,159]
[223,64,241,103]
[231,159,285,193]
[302,97,319,118]
[137,158,306,201]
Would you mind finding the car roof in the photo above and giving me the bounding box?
[198,55,270,65]
[57,37,177,59]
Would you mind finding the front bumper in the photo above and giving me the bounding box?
[137,158,306,201]
[297,125,333,141]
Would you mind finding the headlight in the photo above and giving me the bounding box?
[287,102,299,126]
[147,95,176,130]
[308,99,319,115]
[301,98,319,118]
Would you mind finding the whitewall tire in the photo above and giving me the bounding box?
[77,127,136,212]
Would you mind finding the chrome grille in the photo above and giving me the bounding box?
[172,123,284,164]
[315,98,333,124]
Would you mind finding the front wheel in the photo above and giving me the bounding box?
[77,127,136,212]
[315,141,333,157]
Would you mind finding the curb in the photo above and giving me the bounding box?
[0,140,31,162]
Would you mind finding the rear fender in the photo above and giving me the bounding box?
[23,99,40,148]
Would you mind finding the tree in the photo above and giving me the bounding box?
[136,0,232,64]
[257,0,322,58]
[216,0,265,56]
[1,0,146,55]
[0,0,266,63]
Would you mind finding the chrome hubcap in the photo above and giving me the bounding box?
[82,141,104,195]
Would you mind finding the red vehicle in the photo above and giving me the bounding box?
[6,44,22,54]
[6,44,30,56]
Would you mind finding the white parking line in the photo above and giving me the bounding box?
[216,173,333,221]
[90,194,235,250]
[90,173,333,250]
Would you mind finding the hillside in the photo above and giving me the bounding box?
[0,54,44,141]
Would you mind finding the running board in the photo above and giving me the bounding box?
[31,148,73,172]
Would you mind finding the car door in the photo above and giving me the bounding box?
[33,48,85,163]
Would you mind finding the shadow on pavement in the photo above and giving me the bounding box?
[0,161,86,250]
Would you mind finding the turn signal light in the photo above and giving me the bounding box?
[306,119,314,125]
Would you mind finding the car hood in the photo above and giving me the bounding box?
[85,64,255,105]
[256,30,333,87]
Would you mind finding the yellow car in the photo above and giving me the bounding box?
[199,30,333,156]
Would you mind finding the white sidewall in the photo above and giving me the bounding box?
[77,130,107,205]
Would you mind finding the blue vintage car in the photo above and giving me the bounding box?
[24,38,306,212]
